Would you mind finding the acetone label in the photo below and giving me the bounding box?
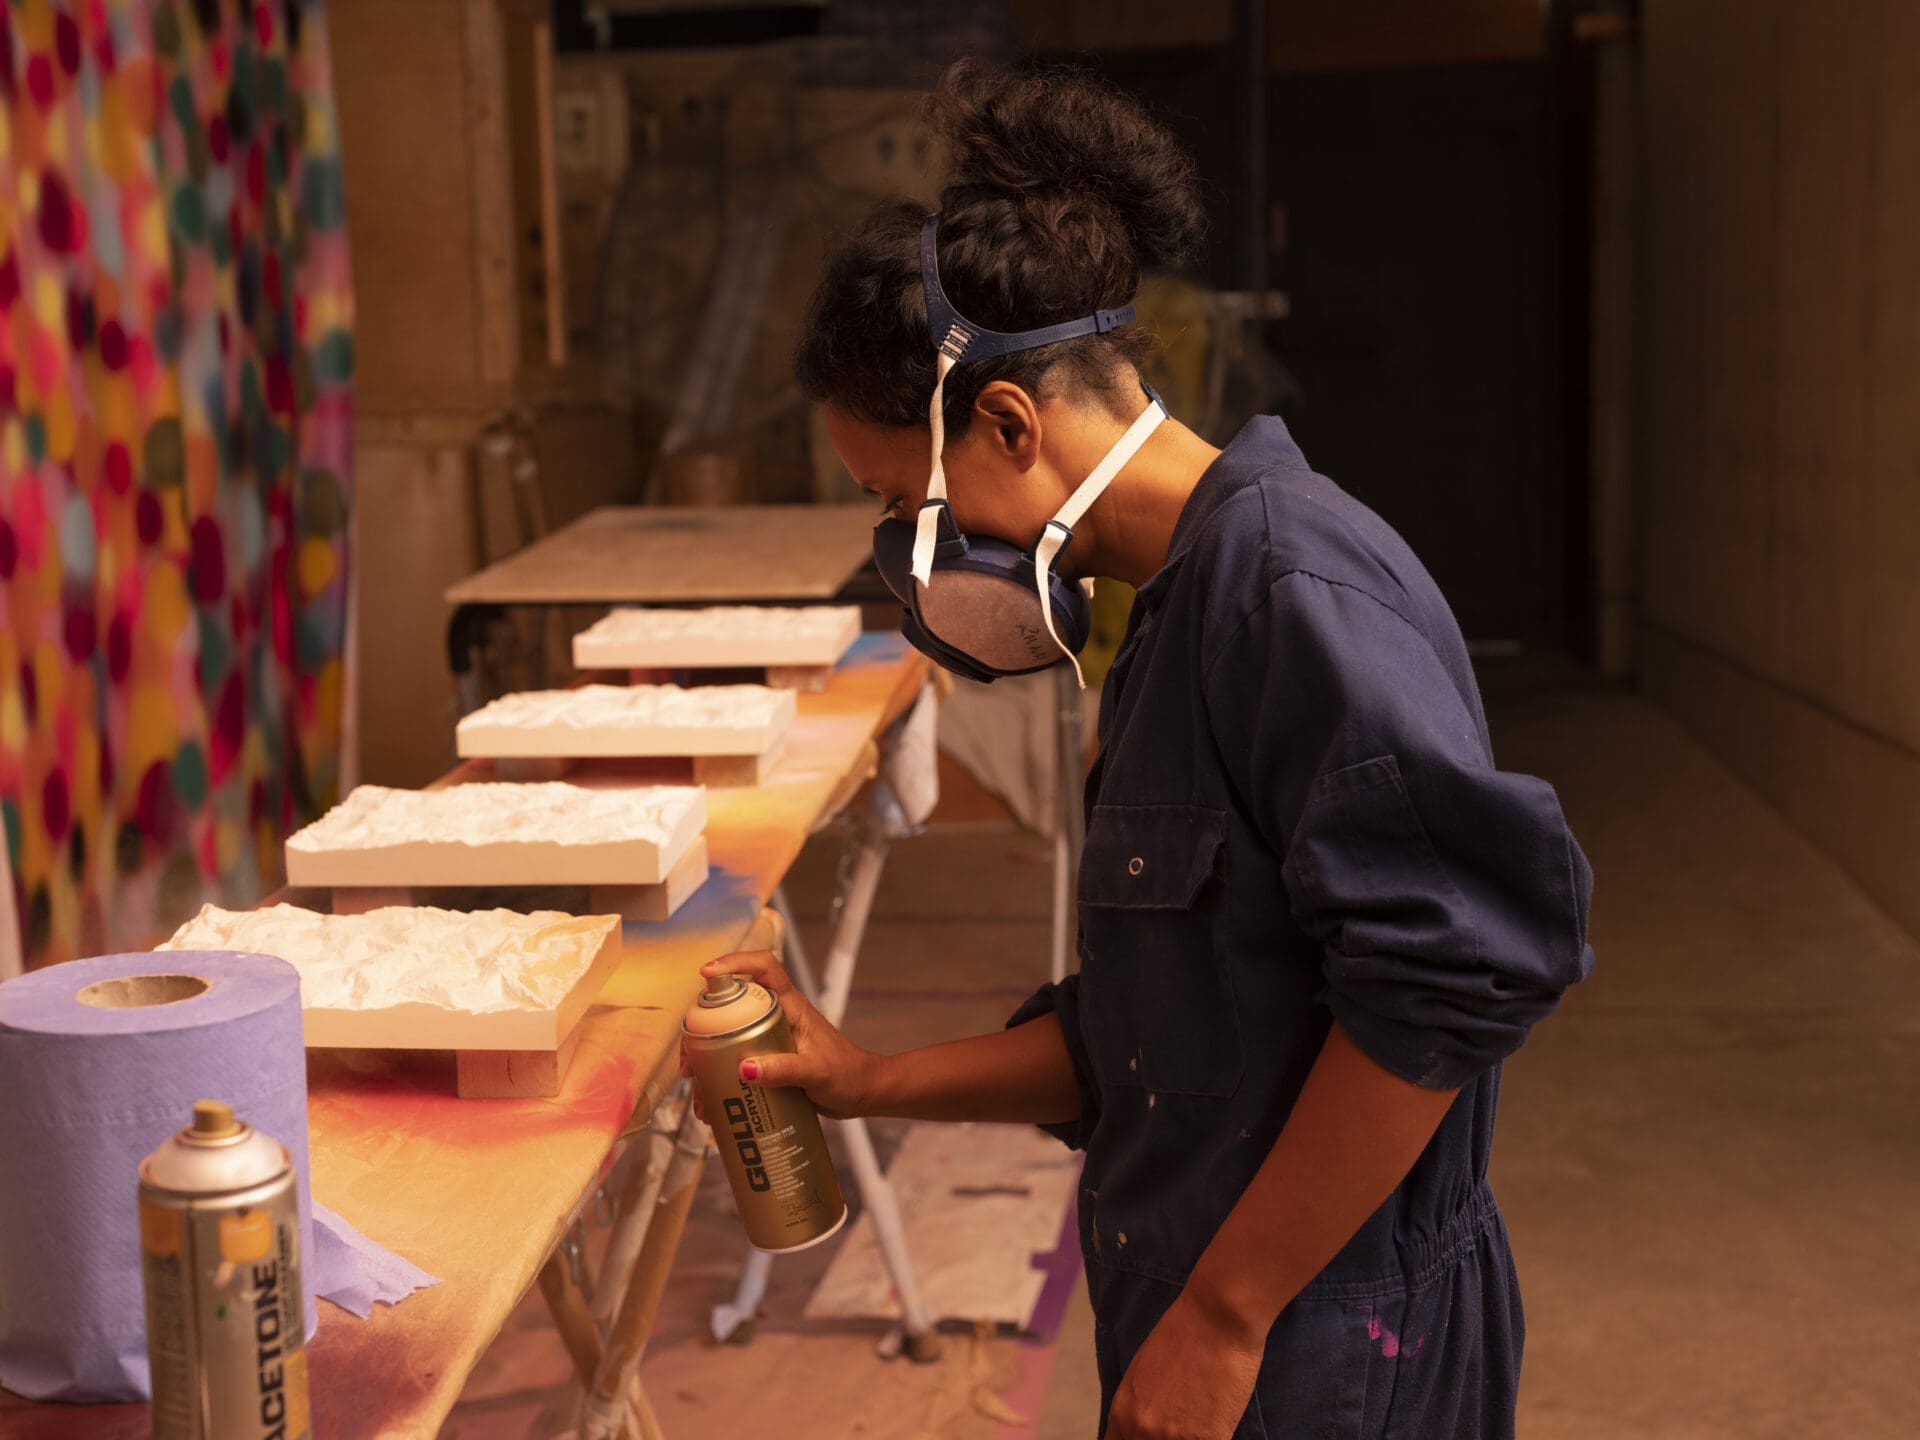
[141,1193,311,1440]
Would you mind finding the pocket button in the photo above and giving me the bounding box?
[1128,856,1145,876]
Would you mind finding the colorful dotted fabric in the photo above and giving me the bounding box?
[0,0,352,966]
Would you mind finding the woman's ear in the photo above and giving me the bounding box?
[972,382,1042,470]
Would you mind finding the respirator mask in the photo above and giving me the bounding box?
[870,214,1166,688]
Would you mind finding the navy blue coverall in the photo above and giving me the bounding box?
[1008,416,1595,1439]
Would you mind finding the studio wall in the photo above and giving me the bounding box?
[1638,0,1920,935]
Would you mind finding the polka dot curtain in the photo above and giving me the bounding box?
[0,0,353,966]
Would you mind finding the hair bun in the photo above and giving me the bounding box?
[929,59,1204,272]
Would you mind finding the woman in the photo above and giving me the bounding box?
[701,62,1594,1440]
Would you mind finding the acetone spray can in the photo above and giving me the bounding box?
[138,1100,311,1440]
[682,974,848,1252]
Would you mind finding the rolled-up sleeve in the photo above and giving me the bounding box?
[1006,976,1100,1150]
[1208,572,1595,1091]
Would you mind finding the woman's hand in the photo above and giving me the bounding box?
[1105,1286,1266,1440]
[678,951,885,1120]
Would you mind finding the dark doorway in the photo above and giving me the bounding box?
[1269,63,1561,647]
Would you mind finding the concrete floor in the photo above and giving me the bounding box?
[444,667,1920,1437]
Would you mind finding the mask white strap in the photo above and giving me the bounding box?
[1032,526,1087,689]
[910,350,957,585]
[1053,397,1166,534]
[1032,399,1167,690]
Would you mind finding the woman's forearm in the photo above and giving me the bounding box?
[1186,1021,1460,1336]
[864,1014,1082,1125]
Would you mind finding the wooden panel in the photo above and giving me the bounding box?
[444,505,879,606]
[330,0,482,401]
[504,9,563,370]
[532,24,567,368]
[462,0,518,388]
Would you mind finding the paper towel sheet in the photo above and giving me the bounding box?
[312,1201,439,1318]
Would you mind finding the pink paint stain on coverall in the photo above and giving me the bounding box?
[1367,1313,1402,1359]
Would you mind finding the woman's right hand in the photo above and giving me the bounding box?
[678,950,885,1121]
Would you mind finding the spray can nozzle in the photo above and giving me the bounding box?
[699,973,750,1007]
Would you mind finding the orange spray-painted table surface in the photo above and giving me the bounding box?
[0,635,929,1440]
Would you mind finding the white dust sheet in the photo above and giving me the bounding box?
[804,1123,1079,1331]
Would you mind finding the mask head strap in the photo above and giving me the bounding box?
[918,214,1138,363]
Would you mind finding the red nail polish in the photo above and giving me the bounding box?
[740,1060,760,1081]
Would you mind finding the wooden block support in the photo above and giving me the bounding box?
[493,756,577,782]
[331,886,416,916]
[587,836,711,922]
[456,1023,587,1099]
[764,665,833,694]
[691,738,787,788]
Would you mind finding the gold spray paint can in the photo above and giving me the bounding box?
[138,1100,311,1440]
[683,975,848,1253]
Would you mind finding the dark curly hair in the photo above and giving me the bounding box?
[795,59,1205,436]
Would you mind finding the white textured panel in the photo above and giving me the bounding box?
[159,904,621,1051]
[455,684,794,760]
[284,782,706,887]
[573,605,860,670]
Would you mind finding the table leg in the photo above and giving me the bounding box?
[710,1248,774,1344]
[537,1250,602,1386]
[833,1114,942,1363]
[816,825,889,1027]
[592,1091,687,1324]
[769,886,820,999]
[580,1101,708,1440]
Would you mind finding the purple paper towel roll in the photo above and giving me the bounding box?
[0,951,318,1403]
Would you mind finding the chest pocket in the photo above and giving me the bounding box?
[1078,804,1244,1098]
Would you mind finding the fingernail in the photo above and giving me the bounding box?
[740,1060,760,1081]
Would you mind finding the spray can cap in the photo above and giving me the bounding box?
[699,972,750,1007]
[188,1099,243,1140]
